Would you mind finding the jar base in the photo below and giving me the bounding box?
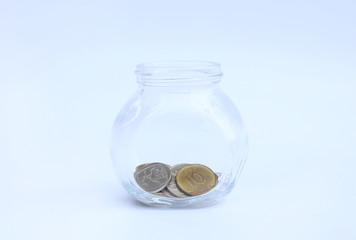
[123,182,230,208]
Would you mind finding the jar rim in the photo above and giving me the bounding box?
[135,61,222,86]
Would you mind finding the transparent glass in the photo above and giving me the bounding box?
[111,61,248,207]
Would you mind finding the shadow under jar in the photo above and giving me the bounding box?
[111,61,248,208]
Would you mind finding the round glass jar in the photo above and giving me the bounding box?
[111,61,248,207]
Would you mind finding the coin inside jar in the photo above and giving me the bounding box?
[166,164,190,198]
[135,163,171,193]
[176,164,216,196]
[134,162,219,197]
[153,191,165,196]
[136,163,151,171]
[161,188,176,197]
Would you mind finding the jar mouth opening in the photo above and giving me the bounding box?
[135,61,222,86]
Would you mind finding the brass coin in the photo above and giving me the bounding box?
[214,172,221,187]
[176,164,216,196]
[136,163,150,171]
[214,173,218,186]
[153,191,165,196]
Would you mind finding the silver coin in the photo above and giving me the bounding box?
[167,176,190,198]
[135,163,171,193]
[161,188,176,198]
[170,163,190,176]
[166,164,190,198]
[135,163,170,172]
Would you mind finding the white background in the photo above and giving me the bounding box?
[0,0,355,239]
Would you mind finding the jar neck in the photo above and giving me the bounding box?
[138,82,221,94]
[135,61,223,88]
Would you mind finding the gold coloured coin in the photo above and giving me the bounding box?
[153,191,165,196]
[214,173,219,187]
[176,164,216,196]
[136,163,150,171]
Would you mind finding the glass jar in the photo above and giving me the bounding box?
[111,61,248,207]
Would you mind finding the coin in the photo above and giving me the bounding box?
[166,164,190,198]
[167,176,190,197]
[176,164,216,196]
[136,163,150,171]
[134,162,220,197]
[136,163,171,171]
[135,163,171,193]
[153,191,165,196]
[213,173,219,187]
[170,163,189,176]
[161,188,176,197]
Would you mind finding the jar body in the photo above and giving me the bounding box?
[112,86,248,207]
[111,62,248,207]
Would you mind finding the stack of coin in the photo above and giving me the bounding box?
[134,162,219,198]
